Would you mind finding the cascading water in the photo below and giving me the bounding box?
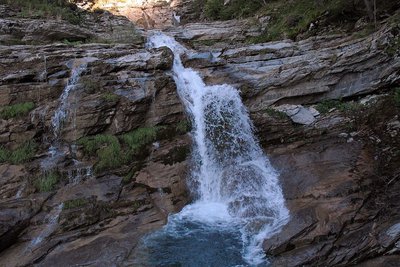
[137,33,289,266]
[134,32,289,266]
[29,203,64,249]
[51,63,87,139]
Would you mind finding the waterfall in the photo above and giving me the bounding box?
[139,32,289,266]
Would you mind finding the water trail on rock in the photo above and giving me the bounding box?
[29,203,64,249]
[51,63,87,139]
[144,32,289,265]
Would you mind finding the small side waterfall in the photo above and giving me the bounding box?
[136,33,289,266]
[51,63,87,138]
[29,203,64,249]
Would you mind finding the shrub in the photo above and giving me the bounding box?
[0,102,35,120]
[35,171,59,192]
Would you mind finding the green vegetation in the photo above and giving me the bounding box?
[394,88,400,107]
[35,171,59,192]
[1,0,82,24]
[386,36,400,57]
[265,108,287,120]
[0,147,8,162]
[353,24,376,38]
[102,93,119,102]
[132,200,144,210]
[0,102,35,120]
[315,99,361,114]
[248,0,354,42]
[0,142,37,165]
[78,126,162,173]
[204,0,262,20]
[64,198,88,209]
[96,140,124,172]
[78,134,119,156]
[175,120,192,134]
[121,127,160,153]
[78,134,124,172]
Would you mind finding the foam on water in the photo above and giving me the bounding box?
[142,32,289,266]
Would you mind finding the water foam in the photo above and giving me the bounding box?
[144,32,289,265]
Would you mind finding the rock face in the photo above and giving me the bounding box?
[176,25,400,112]
[252,96,400,266]
[0,26,190,266]
[0,4,144,45]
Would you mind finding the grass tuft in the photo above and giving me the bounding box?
[35,171,59,192]
[315,100,361,114]
[0,142,37,164]
[265,108,287,120]
[63,198,88,209]
[0,102,35,120]
[121,127,159,153]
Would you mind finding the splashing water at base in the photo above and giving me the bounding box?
[136,32,289,266]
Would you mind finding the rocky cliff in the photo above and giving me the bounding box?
[0,1,399,266]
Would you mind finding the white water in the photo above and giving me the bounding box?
[146,32,289,265]
[51,63,87,138]
[29,203,64,249]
